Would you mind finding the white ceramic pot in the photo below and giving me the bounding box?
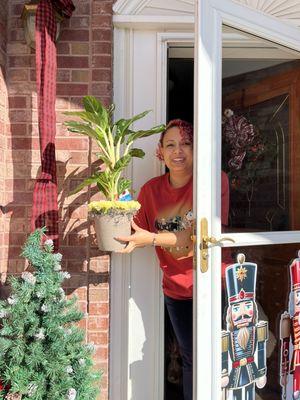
[93,212,133,252]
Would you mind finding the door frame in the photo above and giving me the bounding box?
[111,25,194,400]
[194,1,300,399]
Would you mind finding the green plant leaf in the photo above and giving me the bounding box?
[82,96,110,131]
[117,178,131,196]
[65,121,110,158]
[98,154,112,168]
[64,121,99,140]
[64,109,109,132]
[126,124,165,145]
[114,154,132,173]
[114,110,151,144]
[83,96,103,114]
[128,148,145,158]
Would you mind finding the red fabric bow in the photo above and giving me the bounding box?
[32,0,74,249]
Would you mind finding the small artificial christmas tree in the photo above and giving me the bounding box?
[0,228,100,400]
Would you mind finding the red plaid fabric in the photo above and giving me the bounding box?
[32,0,74,249]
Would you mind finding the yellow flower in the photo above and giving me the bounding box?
[88,200,141,214]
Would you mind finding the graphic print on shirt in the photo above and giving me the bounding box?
[155,207,194,259]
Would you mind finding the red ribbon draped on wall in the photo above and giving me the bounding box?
[32,0,75,249]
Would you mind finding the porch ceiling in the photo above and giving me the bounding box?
[113,0,300,29]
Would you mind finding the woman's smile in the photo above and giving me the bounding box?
[171,157,186,164]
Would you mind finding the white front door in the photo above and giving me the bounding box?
[194,1,300,399]
[112,1,300,399]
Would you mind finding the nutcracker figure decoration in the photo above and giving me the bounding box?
[280,252,300,400]
[221,254,268,400]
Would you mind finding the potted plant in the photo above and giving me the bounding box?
[64,96,165,251]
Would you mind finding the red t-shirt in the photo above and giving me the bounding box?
[135,172,230,299]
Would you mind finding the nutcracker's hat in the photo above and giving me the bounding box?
[290,257,300,291]
[225,262,257,304]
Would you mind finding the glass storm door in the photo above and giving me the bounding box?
[194,1,300,399]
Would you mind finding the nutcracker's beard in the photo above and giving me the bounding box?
[237,327,250,350]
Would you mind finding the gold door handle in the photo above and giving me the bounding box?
[203,236,235,246]
[199,218,235,273]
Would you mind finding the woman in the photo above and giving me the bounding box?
[117,119,229,400]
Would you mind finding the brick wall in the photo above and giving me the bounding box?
[4,1,114,398]
[0,1,8,276]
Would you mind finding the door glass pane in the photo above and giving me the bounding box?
[222,243,300,400]
[222,26,300,233]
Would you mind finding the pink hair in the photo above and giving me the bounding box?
[156,119,193,160]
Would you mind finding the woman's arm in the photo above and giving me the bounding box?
[115,221,192,254]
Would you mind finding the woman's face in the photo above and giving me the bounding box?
[160,126,193,174]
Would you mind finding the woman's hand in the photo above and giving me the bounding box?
[115,221,154,253]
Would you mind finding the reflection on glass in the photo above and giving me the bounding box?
[222,26,300,233]
[222,244,300,400]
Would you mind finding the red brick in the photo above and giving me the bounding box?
[8,96,26,109]
[5,179,26,192]
[92,42,112,55]
[9,55,33,68]
[57,83,88,96]
[60,29,89,42]
[91,56,111,69]
[90,82,112,96]
[30,69,36,82]
[71,70,89,82]
[56,42,70,55]
[91,69,111,82]
[92,29,112,42]
[63,274,88,289]
[58,56,89,69]
[5,149,28,163]
[60,245,88,258]
[9,69,29,81]
[57,69,71,82]
[68,233,88,246]
[9,81,36,95]
[92,2,113,15]
[68,151,90,164]
[88,332,108,345]
[94,346,108,360]
[66,259,87,273]
[77,301,88,313]
[70,16,90,29]
[9,123,27,135]
[71,43,89,55]
[68,205,88,219]
[65,286,87,300]
[89,302,109,315]
[11,3,24,15]
[89,288,109,302]
[28,123,39,137]
[9,29,25,42]
[5,205,26,217]
[10,138,31,149]
[92,16,112,28]
[74,3,90,15]
[9,109,30,122]
[7,259,26,274]
[7,42,29,55]
[88,316,108,330]
[13,192,33,204]
[9,233,27,246]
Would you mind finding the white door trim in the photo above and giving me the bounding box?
[111,26,194,400]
